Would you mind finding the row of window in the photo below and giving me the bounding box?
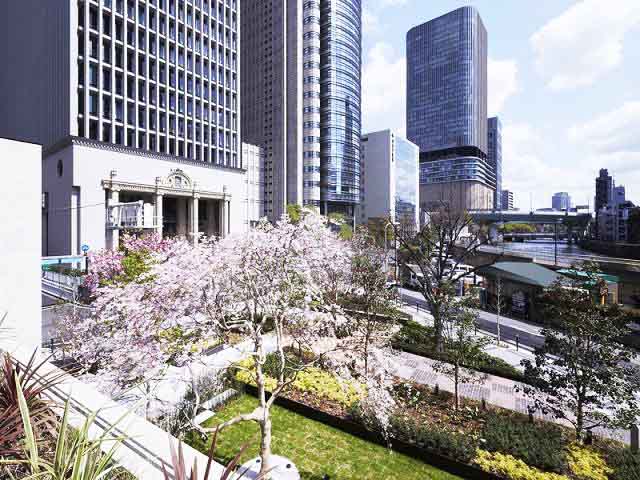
[79,118,239,166]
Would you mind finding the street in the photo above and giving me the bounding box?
[399,287,545,351]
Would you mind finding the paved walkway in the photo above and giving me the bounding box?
[395,306,631,444]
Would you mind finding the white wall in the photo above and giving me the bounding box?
[44,141,248,254]
[360,130,392,222]
[0,138,42,350]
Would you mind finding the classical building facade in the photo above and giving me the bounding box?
[407,6,493,212]
[1,0,246,254]
[358,130,419,232]
[241,0,362,220]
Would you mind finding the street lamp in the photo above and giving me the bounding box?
[554,218,563,266]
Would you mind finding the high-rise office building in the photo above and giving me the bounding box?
[241,0,362,221]
[552,192,571,211]
[595,169,613,211]
[358,130,419,233]
[1,0,245,255]
[487,117,502,210]
[407,6,493,212]
[501,189,514,210]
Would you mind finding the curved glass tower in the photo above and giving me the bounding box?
[320,0,362,216]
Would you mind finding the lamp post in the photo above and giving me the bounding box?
[554,218,562,266]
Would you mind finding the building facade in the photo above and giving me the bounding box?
[407,6,492,212]
[595,169,613,211]
[0,138,42,350]
[241,0,362,221]
[358,130,419,232]
[552,192,571,211]
[487,117,502,210]
[597,201,636,243]
[501,189,514,210]
[1,0,246,255]
[242,142,265,226]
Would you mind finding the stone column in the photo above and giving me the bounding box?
[108,188,120,250]
[176,197,187,236]
[190,195,200,243]
[155,177,163,237]
[219,198,226,238]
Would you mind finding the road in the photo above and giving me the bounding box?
[399,287,545,351]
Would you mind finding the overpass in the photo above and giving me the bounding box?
[469,210,592,225]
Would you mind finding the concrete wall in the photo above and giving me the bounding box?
[0,138,42,350]
[359,131,392,223]
[421,180,494,212]
[0,0,73,147]
[44,139,248,254]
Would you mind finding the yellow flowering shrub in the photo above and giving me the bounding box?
[567,443,613,480]
[234,358,363,407]
[474,450,569,480]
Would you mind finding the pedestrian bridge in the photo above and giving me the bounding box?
[468,210,592,225]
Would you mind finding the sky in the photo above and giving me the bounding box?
[361,0,640,210]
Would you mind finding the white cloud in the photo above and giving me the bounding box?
[379,0,409,6]
[361,42,406,135]
[488,58,518,117]
[363,8,379,34]
[568,101,640,153]
[531,0,640,90]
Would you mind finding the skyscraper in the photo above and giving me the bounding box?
[595,169,613,211]
[241,0,362,221]
[487,117,502,210]
[1,0,245,254]
[501,190,514,210]
[552,192,571,211]
[407,6,493,212]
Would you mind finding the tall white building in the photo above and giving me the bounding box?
[242,142,264,226]
[359,130,419,232]
[1,0,245,255]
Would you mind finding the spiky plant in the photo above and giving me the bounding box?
[0,351,65,458]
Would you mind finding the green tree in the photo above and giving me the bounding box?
[433,292,489,410]
[522,265,640,442]
[500,223,536,234]
[286,203,303,224]
[396,203,494,352]
[347,229,398,373]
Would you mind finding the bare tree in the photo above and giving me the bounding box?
[396,202,497,352]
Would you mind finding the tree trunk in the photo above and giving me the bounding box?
[454,364,460,410]
[576,398,584,443]
[432,304,445,353]
[259,411,273,477]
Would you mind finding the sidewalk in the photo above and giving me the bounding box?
[392,348,630,444]
[401,304,536,370]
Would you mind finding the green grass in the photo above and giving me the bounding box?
[187,395,461,480]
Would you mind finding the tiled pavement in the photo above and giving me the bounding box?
[392,349,631,444]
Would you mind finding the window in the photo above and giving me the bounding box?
[103,96,111,119]
[89,93,98,115]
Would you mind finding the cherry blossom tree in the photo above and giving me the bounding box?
[60,213,396,477]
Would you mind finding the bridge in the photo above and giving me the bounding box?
[468,210,592,225]
[502,232,571,241]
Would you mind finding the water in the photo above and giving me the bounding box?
[494,240,637,266]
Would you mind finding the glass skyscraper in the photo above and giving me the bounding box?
[320,0,362,216]
[487,117,502,210]
[242,0,362,221]
[407,6,494,211]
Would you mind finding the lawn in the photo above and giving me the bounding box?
[187,394,462,480]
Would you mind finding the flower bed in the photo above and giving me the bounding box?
[232,362,639,480]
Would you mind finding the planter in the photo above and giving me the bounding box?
[240,383,502,480]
